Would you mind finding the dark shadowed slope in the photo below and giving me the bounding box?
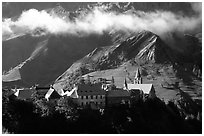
[2,34,48,72]
[2,33,113,87]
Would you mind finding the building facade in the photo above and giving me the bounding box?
[68,69,156,108]
[72,83,106,108]
[106,88,130,106]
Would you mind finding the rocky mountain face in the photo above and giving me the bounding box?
[2,3,202,90]
[53,30,201,92]
[58,31,169,75]
[3,2,194,18]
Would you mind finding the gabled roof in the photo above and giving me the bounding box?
[45,88,61,100]
[14,88,35,100]
[69,88,79,98]
[63,87,79,98]
[77,83,106,96]
[49,91,61,100]
[7,89,16,96]
[127,84,154,94]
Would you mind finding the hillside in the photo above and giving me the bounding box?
[54,30,201,105]
[2,2,202,89]
[2,33,113,87]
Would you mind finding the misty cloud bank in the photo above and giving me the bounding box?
[2,3,202,41]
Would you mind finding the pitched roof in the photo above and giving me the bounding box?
[45,88,55,100]
[69,88,79,98]
[53,83,66,94]
[49,91,61,99]
[63,87,78,98]
[14,88,35,100]
[127,84,154,94]
[36,89,49,96]
[77,83,106,96]
[45,88,61,100]
[7,89,16,96]
[107,88,130,97]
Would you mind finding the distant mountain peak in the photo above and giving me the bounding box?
[47,4,70,19]
[53,30,172,91]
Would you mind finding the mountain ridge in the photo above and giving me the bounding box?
[53,30,174,90]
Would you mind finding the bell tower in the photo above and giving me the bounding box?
[134,68,142,84]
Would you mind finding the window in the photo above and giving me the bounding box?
[96,95,98,99]
[81,102,83,106]
[101,95,103,99]
[81,96,83,99]
[91,95,93,99]
[86,96,88,99]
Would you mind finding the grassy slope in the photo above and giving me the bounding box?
[83,61,202,104]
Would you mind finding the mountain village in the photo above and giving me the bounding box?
[7,68,156,109]
[2,2,202,133]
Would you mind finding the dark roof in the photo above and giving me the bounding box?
[6,89,16,96]
[36,89,49,96]
[77,83,106,96]
[107,88,130,97]
[49,90,61,100]
[17,88,35,100]
[35,86,50,90]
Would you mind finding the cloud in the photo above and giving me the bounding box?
[2,3,202,41]
[2,19,14,38]
[16,9,73,34]
[191,2,202,14]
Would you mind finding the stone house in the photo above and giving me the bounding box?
[71,83,106,108]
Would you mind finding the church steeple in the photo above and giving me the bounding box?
[134,68,142,84]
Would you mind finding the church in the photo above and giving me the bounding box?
[124,68,156,99]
